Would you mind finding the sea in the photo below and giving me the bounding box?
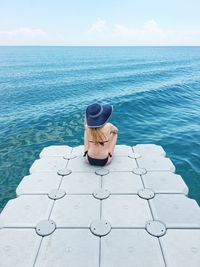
[0,46,200,211]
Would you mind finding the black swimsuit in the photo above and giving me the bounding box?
[87,153,109,166]
[86,140,112,166]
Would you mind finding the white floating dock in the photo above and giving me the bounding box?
[0,144,200,267]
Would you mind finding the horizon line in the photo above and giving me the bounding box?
[0,45,200,47]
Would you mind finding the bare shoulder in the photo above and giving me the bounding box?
[104,122,118,133]
[103,122,112,130]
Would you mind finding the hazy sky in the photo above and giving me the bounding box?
[0,0,200,45]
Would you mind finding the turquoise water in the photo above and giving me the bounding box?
[0,46,200,211]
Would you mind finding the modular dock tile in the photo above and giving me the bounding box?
[141,172,189,194]
[34,229,99,267]
[67,156,100,172]
[0,229,42,267]
[160,229,200,267]
[0,144,200,267]
[133,144,166,157]
[149,194,200,228]
[39,145,72,158]
[0,195,53,228]
[102,171,143,193]
[112,144,133,156]
[102,195,153,227]
[104,156,137,171]
[137,156,176,172]
[60,172,101,194]
[30,157,67,173]
[16,172,62,195]
[71,145,85,157]
[50,195,100,227]
[101,229,166,267]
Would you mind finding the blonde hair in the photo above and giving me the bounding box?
[84,116,106,146]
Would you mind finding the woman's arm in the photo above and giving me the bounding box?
[109,123,118,134]
[84,124,89,153]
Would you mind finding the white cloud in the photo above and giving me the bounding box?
[0,27,69,45]
[88,18,107,33]
[87,19,200,45]
[143,19,161,32]
[1,20,200,45]
[0,27,48,44]
[112,20,167,44]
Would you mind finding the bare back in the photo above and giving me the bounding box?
[86,123,117,159]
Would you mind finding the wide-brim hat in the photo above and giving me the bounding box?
[86,103,113,128]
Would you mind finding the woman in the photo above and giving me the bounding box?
[83,103,118,166]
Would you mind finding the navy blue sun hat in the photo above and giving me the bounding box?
[86,103,113,128]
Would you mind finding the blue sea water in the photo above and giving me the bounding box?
[0,46,200,211]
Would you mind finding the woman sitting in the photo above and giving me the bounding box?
[83,103,118,166]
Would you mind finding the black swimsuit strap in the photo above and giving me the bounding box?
[89,140,109,146]
[89,140,109,143]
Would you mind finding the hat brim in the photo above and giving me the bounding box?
[86,104,113,128]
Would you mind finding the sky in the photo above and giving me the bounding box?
[0,0,200,46]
